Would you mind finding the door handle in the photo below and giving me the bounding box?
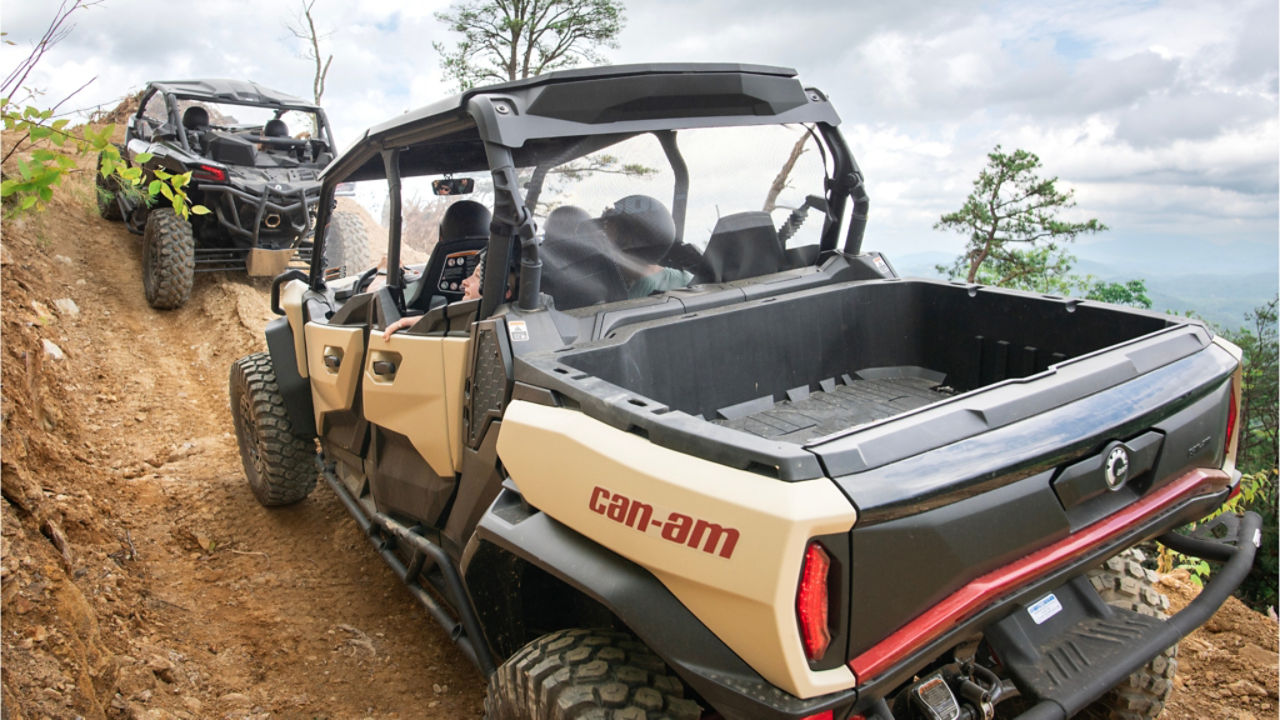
[323,353,342,370]
[372,360,398,376]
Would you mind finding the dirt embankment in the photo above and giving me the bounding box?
[0,127,1276,720]
[2,131,485,719]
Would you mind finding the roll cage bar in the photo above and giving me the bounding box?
[306,64,870,319]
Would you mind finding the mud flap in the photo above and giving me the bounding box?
[265,316,316,438]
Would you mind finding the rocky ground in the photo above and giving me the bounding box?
[1,128,1276,719]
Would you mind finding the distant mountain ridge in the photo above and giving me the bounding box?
[888,252,1277,331]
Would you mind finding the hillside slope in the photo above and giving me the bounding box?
[0,131,1275,720]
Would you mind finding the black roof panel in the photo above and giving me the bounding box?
[147,79,318,109]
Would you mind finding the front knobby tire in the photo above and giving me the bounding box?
[142,208,195,309]
[484,629,703,720]
[1080,548,1178,720]
[229,353,316,506]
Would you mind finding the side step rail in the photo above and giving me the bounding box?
[319,465,497,674]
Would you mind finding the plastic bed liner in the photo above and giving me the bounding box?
[712,368,954,442]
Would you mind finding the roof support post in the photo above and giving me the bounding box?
[482,142,541,315]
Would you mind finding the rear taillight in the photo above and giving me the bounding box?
[800,712,834,720]
[1226,383,1239,451]
[797,542,832,660]
[192,164,227,182]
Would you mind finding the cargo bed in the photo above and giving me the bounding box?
[515,275,1196,480]
[712,369,952,442]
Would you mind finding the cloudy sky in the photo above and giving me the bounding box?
[3,0,1277,278]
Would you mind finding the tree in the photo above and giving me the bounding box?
[433,0,625,91]
[1,0,201,218]
[1083,279,1151,309]
[762,133,810,213]
[288,0,333,110]
[1224,296,1278,473]
[936,146,1106,291]
[1215,296,1277,611]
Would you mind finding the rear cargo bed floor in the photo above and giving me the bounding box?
[712,375,951,443]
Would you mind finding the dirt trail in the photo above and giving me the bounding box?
[1,130,1275,720]
[2,139,485,719]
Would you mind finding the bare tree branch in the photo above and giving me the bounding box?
[287,0,334,107]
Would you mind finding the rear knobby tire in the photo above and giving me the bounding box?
[323,209,373,279]
[142,208,195,309]
[1080,548,1178,720]
[484,628,702,720]
[95,150,124,221]
[229,352,316,506]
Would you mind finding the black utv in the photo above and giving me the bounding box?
[97,79,370,309]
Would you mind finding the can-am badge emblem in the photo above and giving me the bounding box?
[1104,446,1131,490]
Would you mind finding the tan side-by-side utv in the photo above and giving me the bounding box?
[230,64,1259,720]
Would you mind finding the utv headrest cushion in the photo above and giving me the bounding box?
[264,118,289,137]
[439,200,491,241]
[600,194,676,264]
[182,106,209,130]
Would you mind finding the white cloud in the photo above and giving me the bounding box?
[1,0,1274,282]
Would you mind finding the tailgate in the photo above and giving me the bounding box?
[819,337,1239,679]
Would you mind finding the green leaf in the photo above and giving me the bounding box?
[134,152,153,164]
[148,179,163,196]
[21,194,37,210]
[190,204,212,215]
[159,183,175,201]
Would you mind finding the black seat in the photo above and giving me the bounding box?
[541,206,628,310]
[407,200,491,311]
[264,118,289,137]
[181,106,210,153]
[698,211,786,283]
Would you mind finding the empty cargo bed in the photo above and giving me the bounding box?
[712,369,954,442]
[553,279,1174,440]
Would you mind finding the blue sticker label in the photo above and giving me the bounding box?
[1028,593,1063,625]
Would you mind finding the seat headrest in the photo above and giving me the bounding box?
[545,206,594,240]
[600,195,676,264]
[182,106,209,130]
[439,200,491,241]
[264,118,289,137]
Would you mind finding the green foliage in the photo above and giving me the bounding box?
[935,146,1107,290]
[1221,297,1279,611]
[1156,296,1278,610]
[1082,278,1152,309]
[1,106,205,219]
[1,0,204,220]
[1223,296,1279,473]
[434,0,625,91]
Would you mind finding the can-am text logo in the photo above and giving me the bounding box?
[589,486,740,559]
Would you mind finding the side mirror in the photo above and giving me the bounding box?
[432,177,474,196]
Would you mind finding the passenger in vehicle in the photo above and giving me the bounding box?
[599,195,693,298]
[380,249,515,340]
